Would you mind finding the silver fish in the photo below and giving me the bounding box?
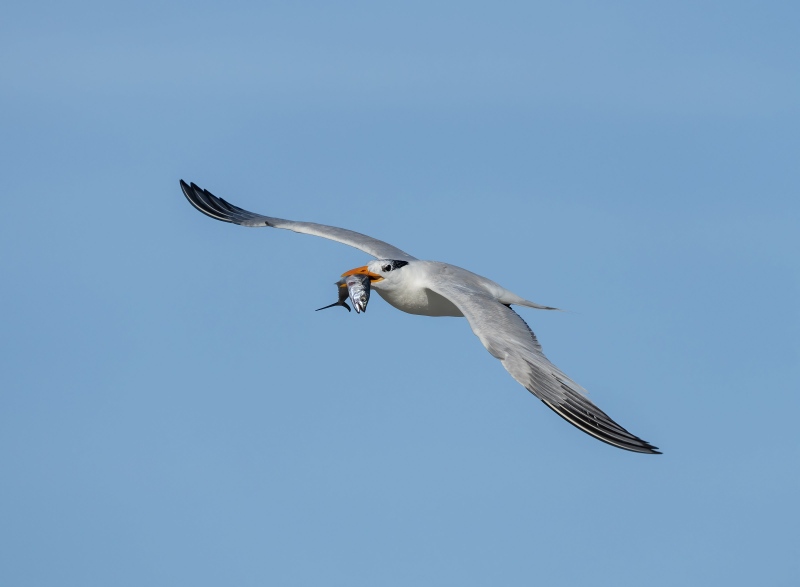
[315,274,371,314]
[345,273,370,314]
[316,278,351,312]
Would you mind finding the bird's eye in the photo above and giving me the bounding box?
[382,264,392,272]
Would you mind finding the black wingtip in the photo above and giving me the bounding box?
[180,179,228,222]
[180,180,271,226]
[540,398,661,455]
[179,179,193,201]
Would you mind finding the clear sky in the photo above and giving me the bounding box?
[2,2,798,585]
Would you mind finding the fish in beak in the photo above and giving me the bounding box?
[317,273,373,314]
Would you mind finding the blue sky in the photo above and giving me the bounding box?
[2,2,799,585]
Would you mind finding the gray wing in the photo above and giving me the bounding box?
[180,180,417,261]
[427,280,660,454]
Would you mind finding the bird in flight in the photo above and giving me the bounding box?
[181,180,660,454]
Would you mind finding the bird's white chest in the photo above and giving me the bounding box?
[375,285,463,317]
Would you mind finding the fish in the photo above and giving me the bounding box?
[316,278,351,312]
[315,274,371,314]
[345,273,370,313]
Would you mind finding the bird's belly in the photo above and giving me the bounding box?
[376,288,463,317]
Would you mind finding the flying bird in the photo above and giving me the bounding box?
[181,180,659,454]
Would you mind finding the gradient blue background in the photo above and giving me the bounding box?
[2,2,798,585]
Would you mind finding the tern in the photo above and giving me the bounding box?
[181,180,660,454]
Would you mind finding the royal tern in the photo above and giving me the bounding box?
[181,180,660,454]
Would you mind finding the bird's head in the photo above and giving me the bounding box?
[341,259,410,289]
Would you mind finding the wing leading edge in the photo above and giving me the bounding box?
[180,180,416,261]
[428,280,660,454]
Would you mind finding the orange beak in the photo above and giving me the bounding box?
[341,265,384,282]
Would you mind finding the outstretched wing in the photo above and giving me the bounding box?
[180,180,417,262]
[427,280,660,454]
